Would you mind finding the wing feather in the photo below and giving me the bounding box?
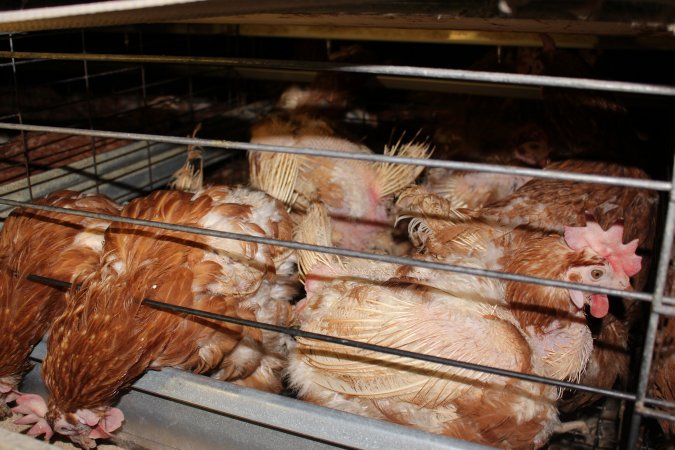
[297,282,531,408]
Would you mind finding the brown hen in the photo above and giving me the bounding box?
[399,159,658,415]
[481,160,656,412]
[0,191,119,421]
[289,202,638,449]
[14,186,298,448]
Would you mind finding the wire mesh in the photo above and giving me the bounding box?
[0,24,674,450]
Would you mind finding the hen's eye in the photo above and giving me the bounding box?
[591,269,604,280]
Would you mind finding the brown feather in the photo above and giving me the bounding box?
[0,191,118,415]
[288,202,606,449]
[43,187,297,424]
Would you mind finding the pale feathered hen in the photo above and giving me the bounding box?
[288,202,638,449]
[0,191,119,422]
[249,114,430,254]
[399,159,657,413]
[13,186,298,448]
[479,160,657,411]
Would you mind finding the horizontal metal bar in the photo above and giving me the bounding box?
[144,299,637,400]
[50,65,141,85]
[0,57,49,68]
[27,273,71,289]
[1,50,674,96]
[0,197,654,302]
[636,404,675,423]
[655,303,675,317]
[644,397,675,410]
[0,122,670,191]
[0,112,18,121]
[19,270,639,401]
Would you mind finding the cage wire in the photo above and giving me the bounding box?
[0,23,674,450]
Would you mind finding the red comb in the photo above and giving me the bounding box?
[563,221,641,277]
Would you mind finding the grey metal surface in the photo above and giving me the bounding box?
[1,51,674,96]
[23,342,491,450]
[0,0,387,32]
[0,139,234,218]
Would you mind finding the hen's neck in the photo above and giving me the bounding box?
[502,235,594,381]
[525,316,593,382]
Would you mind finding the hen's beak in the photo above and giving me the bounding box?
[70,433,97,449]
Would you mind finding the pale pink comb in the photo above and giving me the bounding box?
[76,407,125,439]
[563,220,641,277]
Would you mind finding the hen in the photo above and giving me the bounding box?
[481,160,657,412]
[402,158,657,413]
[277,44,375,122]
[289,202,638,449]
[249,114,430,253]
[13,186,298,448]
[0,191,119,421]
[422,123,550,209]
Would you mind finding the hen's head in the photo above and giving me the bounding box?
[563,220,640,319]
[0,377,22,419]
[505,220,640,329]
[11,393,123,448]
[49,406,124,449]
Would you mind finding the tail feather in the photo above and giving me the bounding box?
[396,185,470,224]
[424,168,469,208]
[395,185,473,251]
[170,124,204,193]
[249,151,300,208]
[294,202,344,282]
[375,133,432,197]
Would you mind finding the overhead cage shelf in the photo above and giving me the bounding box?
[0,0,674,47]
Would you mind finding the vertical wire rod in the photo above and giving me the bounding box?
[626,155,675,448]
[138,31,154,189]
[8,34,33,201]
[81,29,100,194]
